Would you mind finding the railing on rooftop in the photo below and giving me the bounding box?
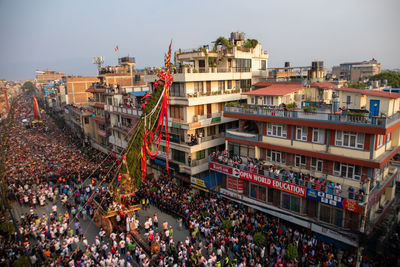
[145,66,250,75]
[224,105,396,127]
[118,56,136,64]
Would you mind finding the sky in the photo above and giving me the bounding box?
[0,0,399,81]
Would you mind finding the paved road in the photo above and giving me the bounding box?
[136,204,190,243]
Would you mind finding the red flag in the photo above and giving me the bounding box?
[118,173,122,181]
[33,96,41,121]
[114,45,119,52]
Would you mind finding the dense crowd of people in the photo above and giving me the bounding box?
[136,175,358,266]
[209,151,366,201]
[0,95,394,266]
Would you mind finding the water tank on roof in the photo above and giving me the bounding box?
[239,32,245,40]
[231,32,239,40]
[285,62,290,68]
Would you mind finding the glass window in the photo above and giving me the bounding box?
[196,150,206,160]
[336,131,364,149]
[295,155,306,168]
[268,123,287,138]
[312,128,325,144]
[296,126,307,141]
[319,205,331,223]
[311,158,323,172]
[172,149,185,163]
[282,194,300,213]
[333,162,361,180]
[267,188,274,203]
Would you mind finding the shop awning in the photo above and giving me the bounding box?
[129,91,149,97]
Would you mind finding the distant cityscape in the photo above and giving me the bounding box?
[1,32,400,265]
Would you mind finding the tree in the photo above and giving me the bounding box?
[22,81,35,93]
[244,39,258,49]
[369,72,400,88]
[344,82,368,89]
[253,232,265,246]
[286,243,299,261]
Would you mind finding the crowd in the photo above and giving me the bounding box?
[1,96,153,266]
[0,95,387,266]
[136,175,359,266]
[209,151,366,201]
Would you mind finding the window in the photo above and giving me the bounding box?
[333,162,361,180]
[250,183,266,202]
[107,98,112,105]
[194,105,204,116]
[251,97,255,104]
[228,143,255,158]
[207,126,216,136]
[377,135,384,148]
[267,123,287,138]
[335,131,364,149]
[263,96,273,106]
[319,205,343,227]
[267,188,274,203]
[386,133,391,142]
[218,81,225,91]
[266,149,286,164]
[311,158,323,172]
[295,155,306,168]
[296,126,307,141]
[227,80,232,89]
[84,117,89,124]
[170,106,184,120]
[312,128,325,144]
[346,95,352,105]
[261,60,266,70]
[196,150,206,160]
[170,82,185,97]
[171,149,185,163]
[282,193,300,213]
[194,82,203,93]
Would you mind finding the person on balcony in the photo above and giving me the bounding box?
[327,182,335,195]
[348,186,355,199]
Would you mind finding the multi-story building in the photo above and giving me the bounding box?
[87,56,148,154]
[64,105,94,144]
[144,32,269,186]
[332,59,381,82]
[35,70,65,86]
[65,76,98,107]
[210,82,399,249]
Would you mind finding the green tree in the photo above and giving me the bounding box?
[369,72,400,88]
[22,81,35,93]
[286,243,299,261]
[244,39,259,49]
[253,232,265,246]
[344,82,368,89]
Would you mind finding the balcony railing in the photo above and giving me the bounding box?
[224,105,396,127]
[118,56,136,64]
[145,66,251,75]
[210,158,365,201]
[109,105,142,116]
[187,89,241,98]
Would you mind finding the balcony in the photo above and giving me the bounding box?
[107,105,142,117]
[224,105,400,128]
[210,158,365,203]
[112,122,134,134]
[226,129,258,142]
[145,66,252,83]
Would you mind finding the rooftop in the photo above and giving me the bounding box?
[310,82,336,89]
[254,81,302,88]
[244,84,303,96]
[333,88,400,99]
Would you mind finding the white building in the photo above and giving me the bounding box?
[144,32,269,186]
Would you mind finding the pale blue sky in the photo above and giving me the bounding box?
[0,0,399,80]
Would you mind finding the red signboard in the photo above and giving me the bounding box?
[210,162,306,197]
